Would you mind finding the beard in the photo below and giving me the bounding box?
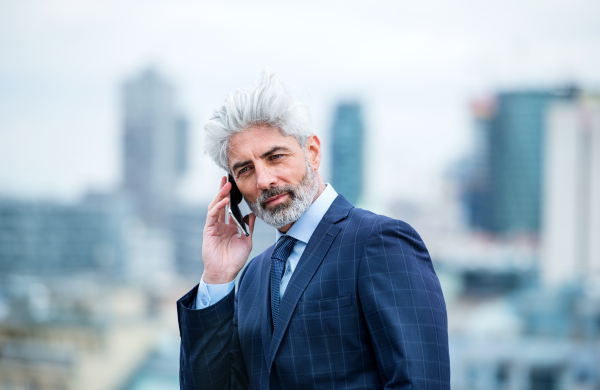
[246,159,319,229]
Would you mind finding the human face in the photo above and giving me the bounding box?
[228,126,322,229]
[246,156,318,228]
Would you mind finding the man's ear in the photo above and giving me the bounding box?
[305,134,321,170]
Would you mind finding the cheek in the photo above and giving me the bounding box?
[281,161,307,183]
[238,183,258,203]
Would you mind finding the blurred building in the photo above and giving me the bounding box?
[170,205,207,281]
[452,89,600,389]
[0,276,159,390]
[445,261,600,390]
[0,197,129,277]
[0,193,183,388]
[0,67,197,390]
[462,98,495,232]
[122,68,188,226]
[0,192,181,282]
[452,337,599,390]
[121,332,180,390]
[330,102,365,205]
[463,88,577,236]
[541,93,600,287]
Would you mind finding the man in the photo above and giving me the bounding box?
[177,71,450,389]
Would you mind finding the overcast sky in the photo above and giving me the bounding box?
[1,0,599,206]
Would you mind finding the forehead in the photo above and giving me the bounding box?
[228,125,300,160]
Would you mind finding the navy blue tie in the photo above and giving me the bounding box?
[270,235,298,328]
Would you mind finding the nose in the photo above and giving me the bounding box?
[255,164,277,191]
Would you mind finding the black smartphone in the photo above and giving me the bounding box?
[228,174,249,236]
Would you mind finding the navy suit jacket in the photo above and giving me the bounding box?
[177,194,450,389]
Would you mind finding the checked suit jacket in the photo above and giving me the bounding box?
[177,194,450,389]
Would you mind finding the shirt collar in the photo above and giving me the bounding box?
[276,184,338,244]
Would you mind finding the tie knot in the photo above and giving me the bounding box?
[272,235,298,263]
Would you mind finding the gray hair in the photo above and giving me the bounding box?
[203,70,313,171]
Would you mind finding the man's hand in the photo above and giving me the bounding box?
[202,176,256,284]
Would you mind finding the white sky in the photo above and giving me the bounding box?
[1,0,599,205]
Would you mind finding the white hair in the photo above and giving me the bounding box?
[203,70,313,171]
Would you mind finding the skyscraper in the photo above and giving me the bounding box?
[462,98,495,231]
[489,91,553,234]
[330,102,365,205]
[464,89,577,235]
[541,94,600,286]
[122,68,188,225]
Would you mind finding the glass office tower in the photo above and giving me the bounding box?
[330,102,365,205]
[464,89,577,235]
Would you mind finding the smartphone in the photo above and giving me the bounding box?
[227,174,250,237]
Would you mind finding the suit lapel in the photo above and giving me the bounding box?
[265,194,352,371]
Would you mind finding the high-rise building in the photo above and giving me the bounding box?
[330,102,365,205]
[462,98,495,231]
[541,94,600,286]
[488,91,554,234]
[122,68,188,225]
[464,89,577,235]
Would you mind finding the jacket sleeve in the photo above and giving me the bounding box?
[358,219,451,389]
[177,284,249,390]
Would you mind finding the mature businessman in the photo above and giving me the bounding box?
[177,71,450,389]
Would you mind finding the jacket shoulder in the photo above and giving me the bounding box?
[344,206,416,234]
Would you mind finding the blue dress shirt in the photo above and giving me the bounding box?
[195,184,338,310]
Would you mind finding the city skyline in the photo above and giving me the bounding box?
[1,0,599,207]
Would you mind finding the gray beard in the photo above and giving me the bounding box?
[246,160,319,229]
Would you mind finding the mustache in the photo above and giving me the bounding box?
[257,185,296,206]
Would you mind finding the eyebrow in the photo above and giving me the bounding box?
[260,146,291,159]
[231,146,292,174]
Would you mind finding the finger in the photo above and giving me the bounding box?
[218,202,227,224]
[216,180,232,224]
[221,181,232,223]
[208,179,231,212]
[206,197,229,226]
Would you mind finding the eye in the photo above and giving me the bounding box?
[238,166,250,176]
[270,154,283,160]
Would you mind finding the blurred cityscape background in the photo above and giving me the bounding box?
[1,1,599,389]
